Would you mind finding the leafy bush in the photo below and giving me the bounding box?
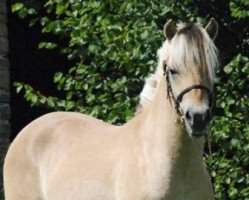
[12,0,205,123]
[207,54,249,199]
[12,0,249,199]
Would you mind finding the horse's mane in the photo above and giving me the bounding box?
[136,22,219,114]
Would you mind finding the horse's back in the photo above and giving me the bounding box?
[4,112,122,200]
[5,111,116,165]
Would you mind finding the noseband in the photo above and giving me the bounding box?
[163,65,214,116]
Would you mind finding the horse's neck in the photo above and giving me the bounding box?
[137,76,205,198]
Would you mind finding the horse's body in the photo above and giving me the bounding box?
[4,19,219,200]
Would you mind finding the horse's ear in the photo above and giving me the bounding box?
[205,18,218,40]
[164,20,177,41]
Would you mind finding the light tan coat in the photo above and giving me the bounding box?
[4,76,214,200]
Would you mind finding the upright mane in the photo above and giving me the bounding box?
[137,22,219,113]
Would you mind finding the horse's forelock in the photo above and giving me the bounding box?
[169,23,219,82]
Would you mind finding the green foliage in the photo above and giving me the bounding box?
[12,0,249,198]
[11,0,200,123]
[230,0,249,18]
[206,54,249,199]
[12,2,37,18]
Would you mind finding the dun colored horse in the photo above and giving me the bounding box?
[4,19,219,200]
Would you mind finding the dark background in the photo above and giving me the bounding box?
[8,2,69,140]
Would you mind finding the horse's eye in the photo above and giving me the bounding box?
[169,69,178,75]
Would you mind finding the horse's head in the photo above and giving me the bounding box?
[161,19,219,137]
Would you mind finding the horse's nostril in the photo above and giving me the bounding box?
[204,109,211,122]
[185,110,191,120]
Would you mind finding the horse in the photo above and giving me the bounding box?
[4,18,219,200]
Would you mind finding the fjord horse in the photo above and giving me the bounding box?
[4,19,219,200]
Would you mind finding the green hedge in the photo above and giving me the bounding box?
[12,0,249,199]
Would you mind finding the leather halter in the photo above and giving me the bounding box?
[163,64,214,116]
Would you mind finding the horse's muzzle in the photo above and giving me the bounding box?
[184,108,212,137]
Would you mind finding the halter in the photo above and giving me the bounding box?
[163,64,214,117]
